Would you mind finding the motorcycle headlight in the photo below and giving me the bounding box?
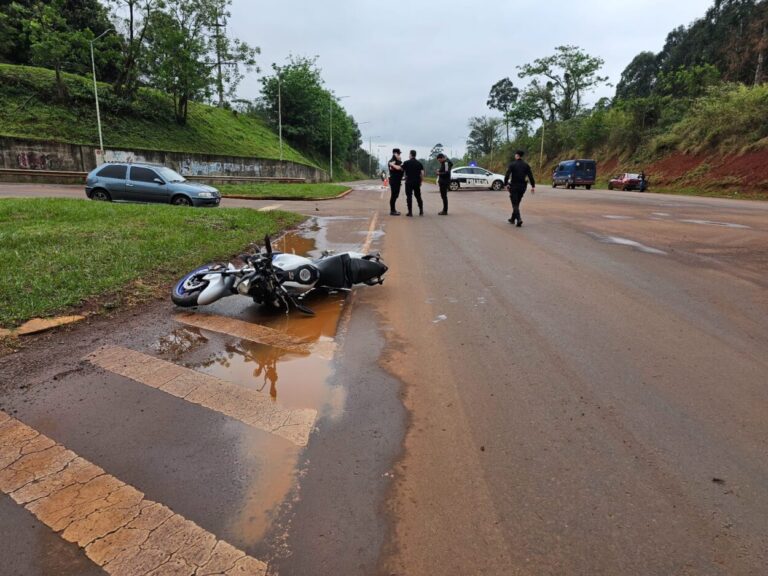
[197,191,213,198]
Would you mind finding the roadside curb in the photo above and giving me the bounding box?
[222,188,354,202]
[0,315,86,339]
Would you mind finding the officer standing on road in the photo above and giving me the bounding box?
[639,171,648,192]
[503,150,536,227]
[402,150,425,217]
[436,153,453,215]
[388,148,404,215]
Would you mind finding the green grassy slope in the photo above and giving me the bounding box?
[0,64,317,167]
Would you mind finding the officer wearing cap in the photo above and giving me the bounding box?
[388,148,404,215]
[503,150,536,227]
[436,153,453,215]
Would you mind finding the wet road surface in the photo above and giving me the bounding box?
[376,184,768,575]
[2,180,768,574]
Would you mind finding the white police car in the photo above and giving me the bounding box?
[448,166,506,191]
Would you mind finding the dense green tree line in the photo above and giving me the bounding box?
[257,56,369,176]
[0,0,368,175]
[473,0,768,171]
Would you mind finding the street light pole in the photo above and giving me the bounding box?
[368,134,379,178]
[89,29,113,159]
[377,144,386,176]
[278,75,283,163]
[355,121,370,176]
[329,94,349,181]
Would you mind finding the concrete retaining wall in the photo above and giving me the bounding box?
[0,137,326,182]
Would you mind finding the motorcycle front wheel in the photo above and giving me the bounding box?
[171,264,216,307]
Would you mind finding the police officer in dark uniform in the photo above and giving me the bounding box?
[503,150,536,227]
[436,153,453,215]
[401,150,425,216]
[388,148,404,215]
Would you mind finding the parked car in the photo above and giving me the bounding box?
[552,159,597,189]
[85,162,221,207]
[608,173,646,191]
[447,166,506,191]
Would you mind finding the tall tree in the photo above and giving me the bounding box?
[518,45,609,120]
[144,0,257,124]
[109,0,156,96]
[260,56,329,155]
[615,52,659,100]
[260,56,359,165]
[487,77,519,142]
[429,143,444,159]
[465,116,503,158]
[24,0,90,98]
[1,0,119,80]
[656,0,759,84]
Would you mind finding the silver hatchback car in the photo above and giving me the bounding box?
[85,162,221,207]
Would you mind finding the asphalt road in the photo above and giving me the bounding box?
[2,181,767,575]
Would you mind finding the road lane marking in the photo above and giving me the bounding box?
[257,204,282,212]
[361,211,379,254]
[175,312,311,353]
[679,219,750,229]
[0,411,268,576]
[85,346,316,447]
[589,234,668,255]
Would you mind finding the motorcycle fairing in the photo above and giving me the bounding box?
[197,272,236,305]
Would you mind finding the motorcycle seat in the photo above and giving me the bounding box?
[315,253,352,289]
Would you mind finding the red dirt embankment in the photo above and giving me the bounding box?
[601,150,768,195]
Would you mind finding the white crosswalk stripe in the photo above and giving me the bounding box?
[0,411,268,576]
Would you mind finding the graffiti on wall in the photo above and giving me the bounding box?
[178,158,262,176]
[17,151,60,170]
[97,150,150,166]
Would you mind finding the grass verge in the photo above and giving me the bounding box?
[218,182,350,199]
[0,198,303,328]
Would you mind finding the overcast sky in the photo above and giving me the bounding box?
[228,0,709,162]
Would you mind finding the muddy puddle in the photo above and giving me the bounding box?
[151,220,359,545]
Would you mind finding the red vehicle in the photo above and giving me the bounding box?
[608,173,646,191]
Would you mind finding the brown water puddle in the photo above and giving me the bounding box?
[154,224,355,545]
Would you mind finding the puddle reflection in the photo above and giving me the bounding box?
[154,327,208,359]
[163,224,357,547]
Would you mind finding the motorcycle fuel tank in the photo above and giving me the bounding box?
[272,253,319,293]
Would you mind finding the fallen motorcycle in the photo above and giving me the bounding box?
[171,235,388,315]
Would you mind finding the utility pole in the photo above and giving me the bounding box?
[329,94,349,181]
[278,75,283,162]
[89,29,113,158]
[211,8,226,107]
[539,120,546,174]
[368,135,379,178]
